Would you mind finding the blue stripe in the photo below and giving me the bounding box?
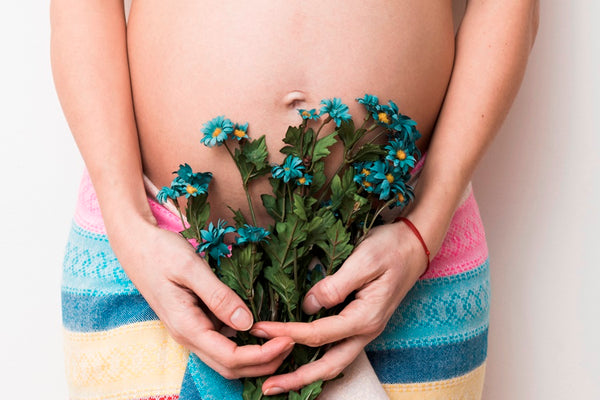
[366,328,487,383]
[62,291,158,332]
[179,359,203,400]
[187,353,243,399]
[62,222,138,296]
[366,260,490,350]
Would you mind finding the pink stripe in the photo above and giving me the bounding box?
[74,170,186,235]
[420,187,489,279]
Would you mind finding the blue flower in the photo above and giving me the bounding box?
[353,162,377,193]
[171,165,213,198]
[156,186,180,204]
[384,138,417,173]
[200,116,234,147]
[271,155,304,183]
[236,225,270,246]
[183,182,209,198]
[356,94,380,114]
[319,98,352,127]
[391,184,414,209]
[197,220,235,265]
[372,100,399,127]
[390,113,420,142]
[232,122,249,141]
[296,173,313,186]
[298,108,320,121]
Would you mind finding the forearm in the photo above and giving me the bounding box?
[408,0,540,256]
[50,0,154,236]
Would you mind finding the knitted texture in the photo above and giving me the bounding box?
[62,169,490,399]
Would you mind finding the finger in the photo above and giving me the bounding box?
[303,248,381,314]
[234,345,294,378]
[170,303,295,374]
[193,328,295,371]
[262,335,368,396]
[251,299,372,347]
[180,257,254,331]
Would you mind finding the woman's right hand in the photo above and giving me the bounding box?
[110,217,295,380]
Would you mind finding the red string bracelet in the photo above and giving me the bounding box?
[394,216,431,273]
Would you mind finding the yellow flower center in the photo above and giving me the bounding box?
[186,185,198,195]
[302,111,311,117]
[363,181,371,188]
[397,193,405,203]
[361,168,370,176]
[212,127,222,137]
[377,112,390,124]
[234,129,246,138]
[298,177,306,184]
[386,173,394,183]
[396,149,407,160]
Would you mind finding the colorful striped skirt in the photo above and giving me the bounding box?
[62,170,489,399]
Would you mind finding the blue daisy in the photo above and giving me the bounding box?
[232,122,249,141]
[200,116,234,147]
[385,138,417,173]
[319,98,352,127]
[356,94,380,115]
[197,220,235,265]
[156,186,180,204]
[236,225,270,246]
[298,109,320,121]
[271,155,305,183]
[296,173,313,186]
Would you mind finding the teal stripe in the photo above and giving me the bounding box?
[187,353,242,399]
[366,260,490,351]
[62,221,138,296]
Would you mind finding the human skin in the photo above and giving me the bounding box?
[50,0,539,395]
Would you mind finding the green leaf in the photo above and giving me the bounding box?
[302,128,315,156]
[228,207,248,229]
[264,265,299,315]
[219,246,263,300]
[185,194,211,234]
[292,194,316,221]
[337,119,364,150]
[264,215,307,273]
[298,380,323,400]
[308,161,326,194]
[350,143,387,163]
[219,255,246,299]
[241,135,269,171]
[312,132,338,162]
[282,126,303,150]
[261,194,284,222]
[318,219,354,274]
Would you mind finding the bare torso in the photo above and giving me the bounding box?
[127,0,455,225]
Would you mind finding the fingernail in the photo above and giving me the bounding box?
[264,387,285,396]
[249,328,269,338]
[231,307,253,331]
[285,341,295,351]
[304,294,322,314]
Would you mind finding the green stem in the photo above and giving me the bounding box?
[224,141,258,226]
[309,116,332,160]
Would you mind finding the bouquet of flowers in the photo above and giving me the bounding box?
[157,94,421,400]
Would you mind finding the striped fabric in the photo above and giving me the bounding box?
[62,169,489,399]
[365,182,490,399]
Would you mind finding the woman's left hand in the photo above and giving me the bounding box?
[250,220,430,396]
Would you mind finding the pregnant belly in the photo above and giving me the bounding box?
[126,0,455,225]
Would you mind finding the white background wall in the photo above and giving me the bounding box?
[0,1,597,398]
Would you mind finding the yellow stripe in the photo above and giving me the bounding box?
[64,321,189,400]
[382,363,486,400]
